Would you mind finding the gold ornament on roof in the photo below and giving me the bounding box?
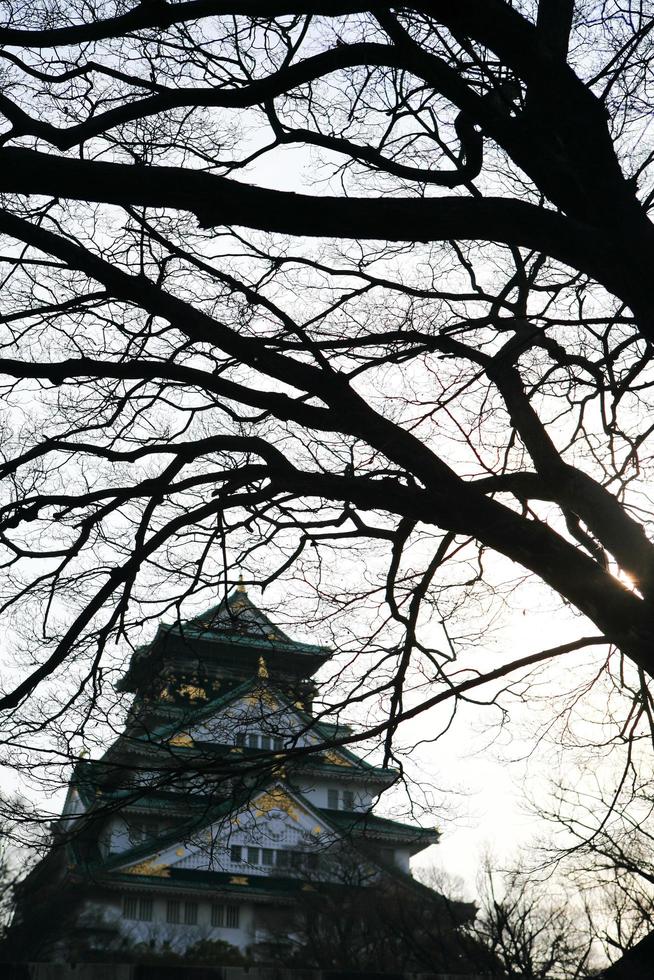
[324,749,352,767]
[178,683,207,701]
[258,656,269,680]
[168,732,193,747]
[254,788,301,822]
[245,690,278,708]
[230,875,249,886]
[236,572,247,593]
[124,859,170,878]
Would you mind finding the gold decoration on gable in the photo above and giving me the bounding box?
[178,683,207,702]
[258,656,269,680]
[168,732,193,747]
[245,690,278,708]
[254,788,301,822]
[323,749,352,767]
[124,860,170,878]
[230,875,249,885]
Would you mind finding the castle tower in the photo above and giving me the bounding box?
[13,588,443,960]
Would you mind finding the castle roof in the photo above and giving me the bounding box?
[118,587,332,692]
[67,780,439,895]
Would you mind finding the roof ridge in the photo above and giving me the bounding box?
[186,589,293,643]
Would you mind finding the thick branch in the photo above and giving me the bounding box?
[0,2,375,48]
[0,149,625,300]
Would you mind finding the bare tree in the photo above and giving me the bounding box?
[538,758,654,967]
[474,858,593,979]
[258,843,488,972]
[2,6,654,952]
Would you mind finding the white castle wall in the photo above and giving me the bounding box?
[82,895,256,953]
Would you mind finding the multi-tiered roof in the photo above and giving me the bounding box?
[13,587,447,959]
[118,582,332,699]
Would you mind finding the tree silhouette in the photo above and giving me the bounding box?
[2,7,654,934]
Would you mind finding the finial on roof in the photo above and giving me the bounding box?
[236,572,247,594]
[258,656,269,680]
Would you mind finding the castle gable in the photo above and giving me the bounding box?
[112,783,336,878]
[185,687,321,749]
[147,679,339,755]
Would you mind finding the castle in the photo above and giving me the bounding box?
[12,584,460,961]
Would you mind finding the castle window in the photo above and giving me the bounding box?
[247,846,259,864]
[230,844,242,863]
[262,848,274,866]
[212,902,240,929]
[138,898,153,922]
[327,788,355,810]
[122,896,153,922]
[184,901,198,925]
[122,896,138,920]
[234,732,285,751]
[166,900,180,924]
[225,905,240,928]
